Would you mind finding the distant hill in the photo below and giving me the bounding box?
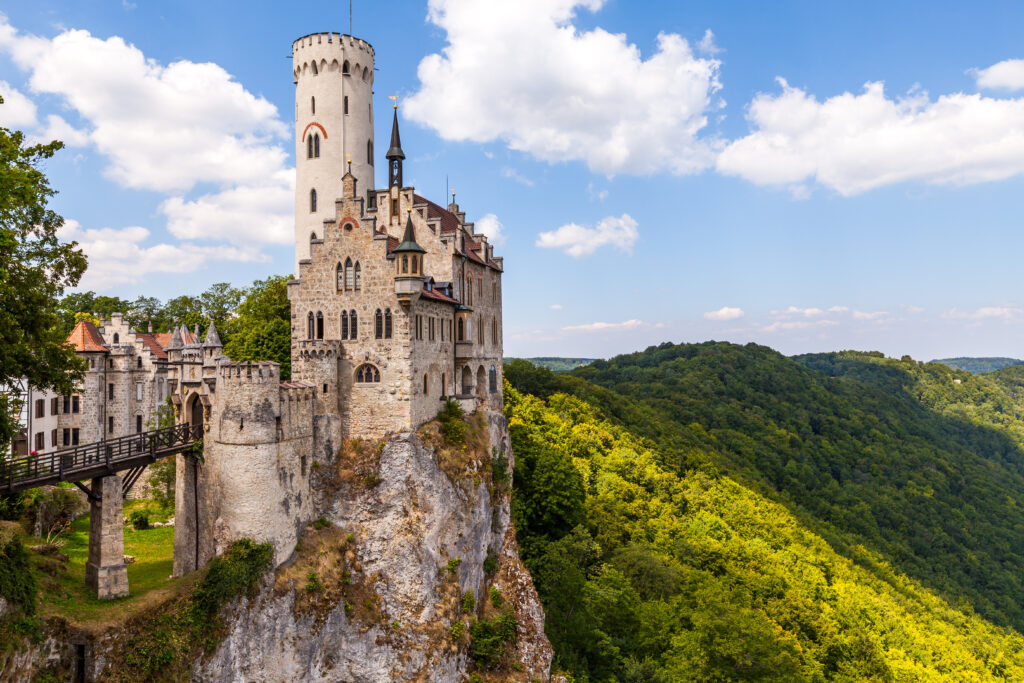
[932,356,1024,373]
[505,357,596,372]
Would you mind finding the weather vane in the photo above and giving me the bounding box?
[389,94,399,109]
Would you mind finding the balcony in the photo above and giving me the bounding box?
[455,341,473,359]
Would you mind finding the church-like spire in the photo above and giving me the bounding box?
[202,319,222,348]
[394,211,426,254]
[386,103,404,189]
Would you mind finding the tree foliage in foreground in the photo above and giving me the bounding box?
[0,95,87,447]
[506,380,1024,682]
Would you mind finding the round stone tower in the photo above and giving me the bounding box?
[292,32,375,269]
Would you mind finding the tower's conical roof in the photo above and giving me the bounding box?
[393,212,426,254]
[167,326,183,350]
[202,319,222,348]
[386,107,405,161]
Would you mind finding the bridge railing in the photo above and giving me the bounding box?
[1,423,200,491]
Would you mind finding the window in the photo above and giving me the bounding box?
[50,397,58,415]
[34,432,44,451]
[457,318,464,342]
[441,373,446,397]
[35,399,44,418]
[467,276,473,305]
[375,309,383,339]
[63,395,71,414]
[108,416,114,434]
[429,317,435,341]
[51,429,57,447]
[72,428,79,446]
[342,311,349,339]
[411,255,418,274]
[392,198,398,216]
[478,278,483,298]
[336,263,344,292]
[314,134,320,157]
[385,309,392,338]
[489,366,498,393]
[307,135,314,159]
[367,139,373,164]
[362,66,369,81]
[307,312,315,339]
[108,384,114,400]
[310,188,317,213]
[493,281,497,301]
[62,429,70,447]
[345,257,354,290]
[343,60,350,75]
[478,316,484,344]
[354,364,380,383]
[311,96,315,114]
[113,333,119,343]
[311,231,317,244]
[137,357,142,368]
[441,318,445,342]
[423,374,429,394]
[492,319,498,345]
[316,311,324,339]
[402,255,408,274]
[350,310,358,338]
[136,383,143,401]
[354,262,361,290]
[344,96,349,115]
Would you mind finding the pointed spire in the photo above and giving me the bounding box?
[386,106,405,162]
[394,210,426,254]
[203,319,222,348]
[192,324,200,344]
[167,326,183,350]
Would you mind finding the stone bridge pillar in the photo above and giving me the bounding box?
[84,474,129,599]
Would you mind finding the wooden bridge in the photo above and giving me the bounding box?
[0,423,200,499]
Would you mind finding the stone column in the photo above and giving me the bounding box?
[173,452,198,577]
[84,475,129,599]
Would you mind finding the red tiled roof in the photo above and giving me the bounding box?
[421,285,459,305]
[152,333,172,348]
[181,328,199,345]
[65,320,108,353]
[413,194,460,233]
[136,332,168,360]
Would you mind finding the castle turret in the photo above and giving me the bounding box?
[292,32,375,271]
[393,211,426,306]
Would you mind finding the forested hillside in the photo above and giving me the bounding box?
[932,357,1024,374]
[505,379,1024,681]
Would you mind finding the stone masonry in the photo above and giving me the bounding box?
[84,474,129,599]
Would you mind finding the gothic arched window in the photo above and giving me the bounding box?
[341,311,349,339]
[316,311,324,340]
[401,255,409,274]
[457,317,464,342]
[310,189,317,213]
[466,275,473,306]
[384,309,392,338]
[492,318,498,344]
[489,366,498,393]
[411,255,418,274]
[342,60,350,75]
[350,310,358,338]
[336,263,344,292]
[367,139,373,164]
[345,257,354,290]
[113,333,119,344]
[355,364,380,383]
[313,134,320,158]
[307,135,313,159]
[307,312,314,339]
[354,262,361,290]
[375,309,383,339]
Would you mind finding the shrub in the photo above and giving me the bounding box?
[190,539,273,623]
[450,619,466,639]
[447,557,462,574]
[462,590,476,613]
[437,400,467,446]
[489,585,503,608]
[0,492,26,521]
[312,516,331,530]
[0,535,37,615]
[483,553,498,574]
[470,609,518,669]
[305,571,323,593]
[491,450,509,486]
[130,511,150,530]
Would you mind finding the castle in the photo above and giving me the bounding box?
[154,32,505,582]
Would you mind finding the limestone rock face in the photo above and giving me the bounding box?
[196,412,552,682]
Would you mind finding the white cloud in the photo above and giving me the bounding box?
[942,306,1021,320]
[0,81,37,127]
[586,183,608,201]
[549,304,563,310]
[475,213,507,247]
[973,59,1024,91]
[772,305,825,317]
[852,310,889,320]
[704,306,744,321]
[902,305,925,314]
[405,0,722,176]
[32,114,89,147]
[536,213,638,257]
[828,305,850,313]
[58,219,266,291]
[718,78,1024,195]
[562,319,644,332]
[501,167,535,187]
[0,18,292,247]
[762,319,838,333]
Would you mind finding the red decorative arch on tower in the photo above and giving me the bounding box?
[301,122,328,142]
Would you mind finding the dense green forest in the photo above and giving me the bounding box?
[505,344,1024,681]
[506,357,598,372]
[932,357,1024,374]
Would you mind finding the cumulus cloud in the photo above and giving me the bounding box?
[718,78,1024,196]
[943,306,1021,320]
[536,213,638,257]
[562,319,644,332]
[852,310,889,321]
[58,220,266,290]
[0,81,37,127]
[475,213,507,247]
[762,319,838,333]
[973,59,1024,91]
[704,306,744,321]
[772,305,825,317]
[0,18,292,246]
[405,0,722,176]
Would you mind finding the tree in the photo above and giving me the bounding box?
[222,275,292,378]
[199,282,242,331]
[0,95,88,450]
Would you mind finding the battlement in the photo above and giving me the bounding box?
[296,339,340,360]
[292,32,374,82]
[280,381,315,402]
[218,361,280,383]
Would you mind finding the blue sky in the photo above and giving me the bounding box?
[3,1,1024,360]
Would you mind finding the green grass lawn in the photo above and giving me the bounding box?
[28,500,191,627]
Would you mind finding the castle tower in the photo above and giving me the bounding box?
[292,32,375,271]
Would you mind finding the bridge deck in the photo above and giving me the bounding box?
[1,423,200,494]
